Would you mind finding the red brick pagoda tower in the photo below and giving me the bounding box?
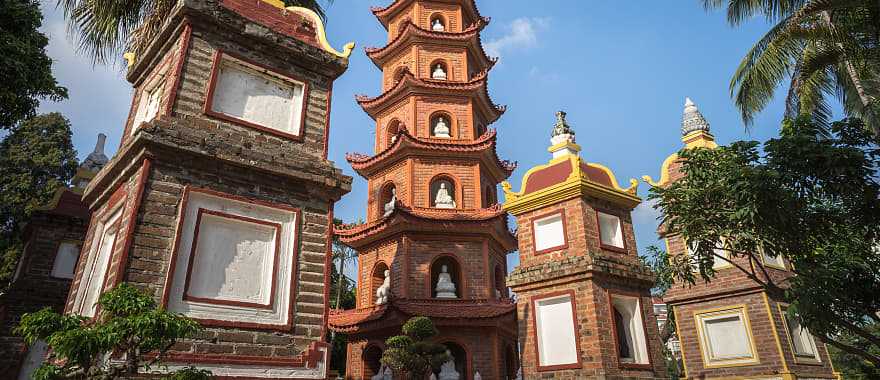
[329,1,519,379]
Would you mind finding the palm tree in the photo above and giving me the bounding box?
[703,0,879,136]
[59,0,333,65]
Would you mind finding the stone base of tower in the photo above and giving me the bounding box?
[508,255,668,380]
[330,299,518,380]
[666,288,839,380]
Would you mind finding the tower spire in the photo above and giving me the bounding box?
[80,133,109,172]
[681,97,711,136]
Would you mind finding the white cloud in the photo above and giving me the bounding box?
[484,17,550,59]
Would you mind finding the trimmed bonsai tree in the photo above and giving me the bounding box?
[380,316,450,378]
[15,283,209,379]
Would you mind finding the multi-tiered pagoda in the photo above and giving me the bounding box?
[329,1,519,379]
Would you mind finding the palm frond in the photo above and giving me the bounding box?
[701,0,808,25]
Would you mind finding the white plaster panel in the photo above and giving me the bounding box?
[167,191,297,326]
[697,310,756,365]
[74,208,122,317]
[211,58,304,136]
[533,213,564,252]
[535,295,578,366]
[598,212,624,248]
[51,242,80,279]
[187,213,277,305]
[611,296,649,364]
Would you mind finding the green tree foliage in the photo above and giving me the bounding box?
[380,317,450,379]
[328,219,356,375]
[15,283,207,379]
[0,113,78,289]
[650,117,880,367]
[57,0,334,65]
[702,0,880,133]
[829,321,880,379]
[0,0,68,129]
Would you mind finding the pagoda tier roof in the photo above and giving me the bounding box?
[334,203,517,250]
[328,298,515,333]
[364,19,496,71]
[355,70,506,123]
[370,0,484,30]
[345,128,516,181]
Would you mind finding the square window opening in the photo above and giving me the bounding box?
[598,211,624,249]
[534,294,579,368]
[611,295,650,365]
[533,213,565,253]
[695,307,758,367]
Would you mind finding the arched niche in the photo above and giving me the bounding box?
[362,344,383,379]
[385,119,403,148]
[393,66,408,85]
[483,184,496,208]
[430,13,447,32]
[430,59,449,81]
[475,123,486,138]
[371,262,389,306]
[493,264,506,298]
[378,182,397,217]
[436,341,469,379]
[430,255,463,299]
[429,175,458,209]
[429,111,454,138]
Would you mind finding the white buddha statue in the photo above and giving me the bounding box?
[383,188,396,216]
[376,270,391,305]
[474,372,482,380]
[432,64,447,80]
[432,116,451,138]
[438,351,460,380]
[432,18,445,32]
[434,182,455,208]
[435,265,457,298]
[429,374,437,380]
[371,364,392,380]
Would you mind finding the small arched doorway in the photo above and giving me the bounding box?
[362,344,383,379]
[378,182,396,217]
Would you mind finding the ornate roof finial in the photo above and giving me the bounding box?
[681,97,711,136]
[551,111,575,139]
[81,133,109,172]
[548,111,580,158]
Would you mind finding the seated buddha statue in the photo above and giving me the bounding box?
[434,183,455,209]
[435,265,458,298]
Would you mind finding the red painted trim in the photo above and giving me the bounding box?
[65,212,99,314]
[113,158,152,286]
[530,209,569,255]
[322,83,333,160]
[164,22,193,116]
[321,206,334,340]
[161,186,302,331]
[427,253,466,299]
[530,289,583,372]
[595,208,628,253]
[607,290,654,370]
[181,208,282,310]
[81,208,124,316]
[203,50,309,142]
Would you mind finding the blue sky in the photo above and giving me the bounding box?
[37,1,809,274]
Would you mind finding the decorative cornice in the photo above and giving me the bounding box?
[345,128,516,180]
[355,70,505,123]
[335,203,516,250]
[328,297,515,333]
[364,19,494,70]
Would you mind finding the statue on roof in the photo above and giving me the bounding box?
[551,111,575,139]
[81,133,109,172]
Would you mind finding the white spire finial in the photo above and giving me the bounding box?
[80,133,109,172]
[681,97,710,136]
[94,133,106,155]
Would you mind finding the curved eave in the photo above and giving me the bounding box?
[355,72,505,124]
[335,204,517,250]
[365,21,494,70]
[371,0,484,30]
[328,298,515,333]
[345,129,516,180]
